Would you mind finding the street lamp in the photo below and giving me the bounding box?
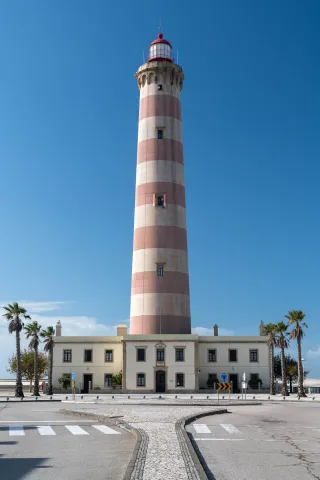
[302,358,305,390]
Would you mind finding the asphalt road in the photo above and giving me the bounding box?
[0,402,135,480]
[187,402,320,480]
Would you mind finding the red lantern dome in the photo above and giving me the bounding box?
[148,33,173,63]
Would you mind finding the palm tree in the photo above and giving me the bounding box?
[265,323,277,395]
[40,326,55,395]
[275,321,290,396]
[286,310,308,397]
[3,302,30,397]
[25,321,42,396]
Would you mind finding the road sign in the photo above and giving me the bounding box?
[242,372,246,382]
[220,372,228,383]
[242,382,247,389]
[217,382,232,391]
[71,372,75,381]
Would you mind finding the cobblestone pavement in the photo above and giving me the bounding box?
[65,404,228,480]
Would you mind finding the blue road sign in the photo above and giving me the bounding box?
[71,372,75,381]
[220,372,228,383]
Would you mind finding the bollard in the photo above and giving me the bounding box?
[283,396,285,400]
[143,396,145,399]
[112,395,114,399]
[222,396,225,400]
[81,396,83,400]
[21,397,23,401]
[175,395,177,399]
[97,396,99,399]
[7,397,9,401]
[268,396,270,400]
[159,396,161,399]
[207,395,209,399]
[128,396,130,399]
[253,396,255,400]
[191,396,193,399]
[66,396,68,400]
[36,397,38,401]
[238,396,240,400]
[313,397,315,400]
[50,396,52,400]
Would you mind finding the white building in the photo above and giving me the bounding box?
[52,321,269,393]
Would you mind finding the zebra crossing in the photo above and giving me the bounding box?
[2,424,121,437]
[191,423,320,442]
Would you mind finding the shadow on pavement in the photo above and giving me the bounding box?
[187,431,216,480]
[0,457,51,479]
[0,441,17,445]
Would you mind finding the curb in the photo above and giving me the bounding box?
[176,409,228,479]
[0,399,62,403]
[60,401,263,407]
[59,408,148,480]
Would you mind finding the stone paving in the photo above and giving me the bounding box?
[65,404,228,480]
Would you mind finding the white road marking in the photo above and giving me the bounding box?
[92,425,121,435]
[193,424,211,434]
[220,424,242,434]
[194,438,244,441]
[37,425,56,436]
[9,426,25,436]
[65,425,89,435]
[0,420,94,423]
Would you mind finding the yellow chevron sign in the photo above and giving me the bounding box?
[217,382,232,391]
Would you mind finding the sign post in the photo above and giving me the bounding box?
[71,373,75,400]
[242,373,247,400]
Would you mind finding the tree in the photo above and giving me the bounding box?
[265,323,277,395]
[274,354,310,393]
[274,322,290,396]
[3,302,31,397]
[286,310,308,397]
[25,321,42,396]
[8,350,49,392]
[41,326,55,395]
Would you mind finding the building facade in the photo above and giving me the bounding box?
[52,322,269,393]
[130,33,191,335]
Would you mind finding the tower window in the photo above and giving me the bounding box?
[157,129,163,139]
[157,264,164,276]
[157,195,164,207]
[157,85,162,90]
[153,193,166,207]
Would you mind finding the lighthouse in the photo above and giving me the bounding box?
[130,32,191,335]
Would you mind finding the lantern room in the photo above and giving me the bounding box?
[148,33,173,62]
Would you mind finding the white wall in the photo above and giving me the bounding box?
[124,338,196,392]
[198,337,269,390]
[52,337,123,389]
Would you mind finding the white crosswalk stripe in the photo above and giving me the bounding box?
[9,426,25,436]
[92,425,120,435]
[220,424,242,434]
[65,425,89,435]
[37,425,56,436]
[193,424,211,434]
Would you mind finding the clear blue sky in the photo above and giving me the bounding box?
[0,1,319,377]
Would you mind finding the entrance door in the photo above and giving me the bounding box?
[229,374,239,393]
[156,371,166,393]
[83,374,93,394]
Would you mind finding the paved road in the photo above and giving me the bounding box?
[187,402,320,480]
[0,402,135,480]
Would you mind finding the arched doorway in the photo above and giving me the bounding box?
[155,370,166,393]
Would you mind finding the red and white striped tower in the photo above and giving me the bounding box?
[130,33,191,335]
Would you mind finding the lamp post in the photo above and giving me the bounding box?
[302,358,305,391]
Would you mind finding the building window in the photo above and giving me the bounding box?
[207,373,218,388]
[176,373,184,387]
[105,374,112,386]
[175,348,184,362]
[84,349,92,362]
[157,129,163,139]
[250,349,258,362]
[157,264,164,276]
[156,194,164,207]
[137,348,146,362]
[229,349,237,362]
[137,373,145,387]
[157,349,165,361]
[157,84,162,90]
[63,350,72,363]
[105,350,113,362]
[208,349,217,362]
